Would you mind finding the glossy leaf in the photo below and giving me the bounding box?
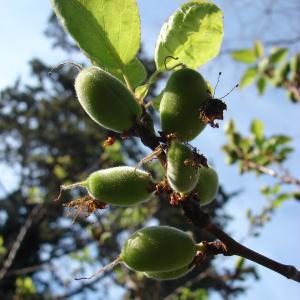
[51,0,140,70]
[155,1,224,70]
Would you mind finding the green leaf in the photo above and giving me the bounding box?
[135,70,161,100]
[53,165,67,179]
[100,140,123,164]
[293,192,300,201]
[250,119,264,140]
[261,186,271,196]
[273,135,291,145]
[16,277,36,295]
[273,193,290,208]
[155,1,224,70]
[287,90,298,103]
[224,120,235,135]
[278,147,293,161]
[269,48,288,65]
[231,49,257,64]
[240,67,258,88]
[111,58,147,88]
[256,76,267,94]
[151,92,164,111]
[135,84,149,100]
[254,41,264,58]
[51,0,140,70]
[271,62,290,87]
[290,54,300,81]
[235,257,245,271]
[0,236,6,255]
[271,184,281,194]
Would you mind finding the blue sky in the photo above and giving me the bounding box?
[0,1,300,299]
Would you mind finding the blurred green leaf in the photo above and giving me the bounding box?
[287,90,298,103]
[272,62,290,87]
[273,193,290,208]
[100,232,112,244]
[290,54,300,81]
[224,120,236,135]
[274,135,291,145]
[240,67,258,88]
[256,76,267,94]
[53,165,68,179]
[235,257,245,271]
[293,192,300,201]
[271,184,281,194]
[257,57,269,73]
[155,1,224,70]
[269,48,288,65]
[70,246,94,263]
[51,0,140,69]
[261,186,271,196]
[16,277,37,296]
[100,140,124,164]
[250,119,264,140]
[0,236,6,256]
[278,147,293,161]
[254,41,264,58]
[231,49,257,64]
[27,187,43,204]
[172,287,208,300]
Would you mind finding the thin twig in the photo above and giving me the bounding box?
[242,159,300,187]
[0,205,43,280]
[205,223,300,282]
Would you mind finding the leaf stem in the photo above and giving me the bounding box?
[122,73,133,93]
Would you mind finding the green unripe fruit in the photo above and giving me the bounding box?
[160,68,210,141]
[75,67,142,132]
[194,167,219,206]
[85,166,153,205]
[120,226,196,272]
[167,141,199,193]
[144,264,191,280]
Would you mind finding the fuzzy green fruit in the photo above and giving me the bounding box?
[144,264,191,280]
[120,226,196,272]
[75,67,142,132]
[194,167,219,206]
[84,166,153,205]
[167,141,199,193]
[160,68,210,141]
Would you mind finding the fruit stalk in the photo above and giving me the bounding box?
[138,111,300,283]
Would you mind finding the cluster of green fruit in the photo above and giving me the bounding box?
[61,65,220,280]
